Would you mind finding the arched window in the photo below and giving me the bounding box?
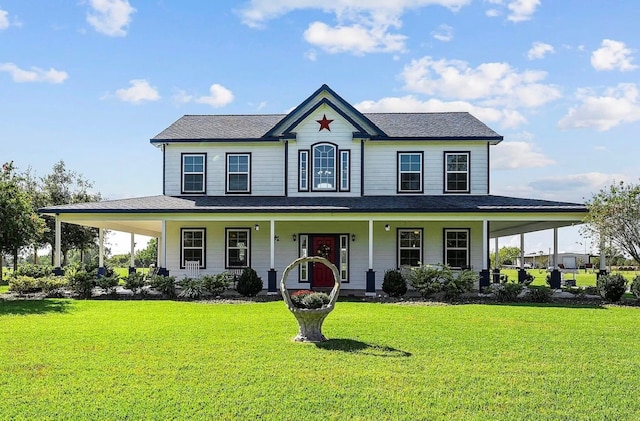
[312,143,336,190]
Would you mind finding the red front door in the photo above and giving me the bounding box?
[311,236,337,288]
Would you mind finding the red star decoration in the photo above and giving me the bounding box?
[316,114,334,131]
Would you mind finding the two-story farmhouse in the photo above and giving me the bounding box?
[41,85,587,293]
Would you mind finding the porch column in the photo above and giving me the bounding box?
[598,239,608,278]
[479,220,490,289]
[53,215,63,275]
[158,220,169,276]
[549,227,561,289]
[366,219,375,296]
[518,233,527,283]
[97,229,106,277]
[129,233,136,274]
[492,237,500,283]
[267,219,277,294]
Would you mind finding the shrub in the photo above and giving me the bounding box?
[596,274,627,302]
[95,273,120,295]
[123,272,146,296]
[443,269,478,300]
[202,272,232,296]
[178,277,204,299]
[290,290,330,309]
[39,276,69,295]
[148,274,177,298]
[65,266,95,299]
[528,286,553,303]
[236,268,263,297]
[405,264,452,298]
[487,281,523,302]
[9,276,40,295]
[631,275,640,300]
[382,269,407,297]
[14,264,53,279]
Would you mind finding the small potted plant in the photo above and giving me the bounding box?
[280,256,341,342]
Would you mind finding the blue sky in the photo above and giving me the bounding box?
[2,0,638,256]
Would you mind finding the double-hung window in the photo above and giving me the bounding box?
[181,228,205,268]
[444,229,469,269]
[226,153,250,193]
[398,152,423,193]
[340,150,350,191]
[398,229,422,267]
[226,228,250,268]
[182,154,206,194]
[312,143,336,191]
[445,152,470,193]
[299,150,309,191]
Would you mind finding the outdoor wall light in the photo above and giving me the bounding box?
[274,235,280,242]
[292,234,297,242]
[254,224,260,231]
[351,234,356,242]
[385,224,390,231]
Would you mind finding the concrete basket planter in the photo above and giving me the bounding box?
[280,256,341,342]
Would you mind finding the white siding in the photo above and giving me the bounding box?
[287,104,361,197]
[364,141,489,195]
[163,219,484,291]
[164,143,284,196]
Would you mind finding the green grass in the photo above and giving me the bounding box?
[1,299,639,420]
[113,267,149,278]
[499,268,639,287]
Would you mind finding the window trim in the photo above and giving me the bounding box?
[311,142,338,192]
[444,151,470,194]
[339,234,350,283]
[397,228,423,268]
[443,228,470,269]
[181,153,206,194]
[180,228,206,269]
[298,234,309,283]
[225,228,251,269]
[397,151,424,194]
[339,150,351,192]
[298,150,309,192]
[225,152,251,194]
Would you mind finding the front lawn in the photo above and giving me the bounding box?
[0,299,638,420]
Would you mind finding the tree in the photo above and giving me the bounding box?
[40,161,102,266]
[584,181,640,266]
[490,246,522,268]
[0,162,45,280]
[135,238,157,267]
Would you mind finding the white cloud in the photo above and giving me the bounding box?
[0,62,68,83]
[527,42,554,60]
[0,9,9,30]
[304,49,318,61]
[303,21,406,54]
[114,79,160,103]
[507,0,540,22]
[173,89,193,104]
[491,140,555,170]
[86,0,136,37]
[194,84,234,108]
[354,95,526,128]
[558,83,640,131]
[484,0,540,22]
[238,0,470,54]
[591,39,637,72]
[401,56,561,109]
[531,172,627,194]
[432,24,453,42]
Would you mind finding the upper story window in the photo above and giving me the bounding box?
[182,154,206,194]
[299,150,309,192]
[226,153,251,193]
[340,150,350,192]
[398,152,423,193]
[445,152,470,193]
[312,143,336,191]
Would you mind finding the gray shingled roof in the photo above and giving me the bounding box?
[40,195,586,214]
[151,112,502,141]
